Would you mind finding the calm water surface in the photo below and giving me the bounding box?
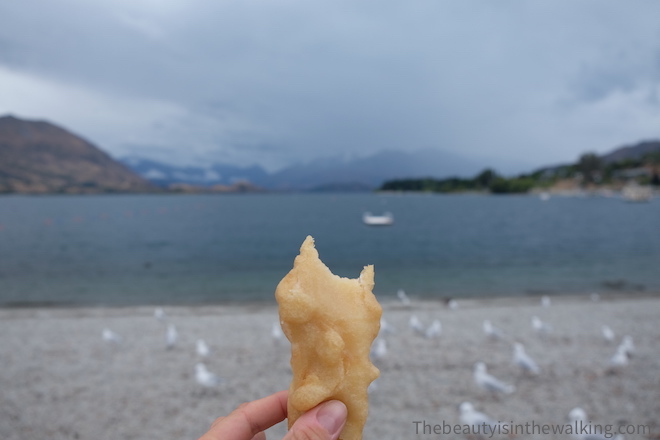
[0,193,658,306]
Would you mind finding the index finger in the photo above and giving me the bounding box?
[199,390,289,440]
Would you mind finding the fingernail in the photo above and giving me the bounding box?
[316,400,347,436]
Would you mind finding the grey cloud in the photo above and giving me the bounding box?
[569,44,660,103]
[1,0,659,170]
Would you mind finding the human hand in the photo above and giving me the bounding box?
[198,390,348,440]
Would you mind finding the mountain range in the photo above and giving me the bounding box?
[120,149,484,191]
[122,141,660,191]
[1,114,658,193]
[599,140,660,164]
[0,115,155,194]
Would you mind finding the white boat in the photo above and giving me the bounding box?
[363,212,394,226]
[622,184,652,202]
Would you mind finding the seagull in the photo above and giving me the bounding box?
[371,338,388,360]
[531,315,553,335]
[513,342,540,375]
[195,363,224,387]
[483,320,505,340]
[409,315,425,335]
[397,289,411,306]
[601,325,615,343]
[196,339,210,357]
[166,323,178,350]
[271,322,284,343]
[102,328,122,344]
[379,317,397,335]
[620,336,634,358]
[568,407,624,440]
[606,345,629,372]
[154,308,167,321]
[473,362,515,395]
[424,319,442,338]
[459,402,500,432]
[541,295,551,307]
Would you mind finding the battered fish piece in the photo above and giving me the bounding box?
[275,236,381,440]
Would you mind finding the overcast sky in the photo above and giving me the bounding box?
[1,1,659,173]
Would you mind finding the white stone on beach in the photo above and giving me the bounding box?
[424,319,442,338]
[568,407,624,440]
[473,361,515,395]
[195,362,223,387]
[166,323,178,349]
[102,328,122,344]
[196,339,210,357]
[541,295,551,307]
[513,342,540,375]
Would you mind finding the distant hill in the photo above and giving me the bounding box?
[0,115,156,194]
[267,149,483,190]
[120,157,272,189]
[123,149,483,191]
[535,140,660,174]
[380,139,660,193]
[15,112,654,194]
[600,140,660,164]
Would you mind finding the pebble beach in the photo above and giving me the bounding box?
[1,293,658,440]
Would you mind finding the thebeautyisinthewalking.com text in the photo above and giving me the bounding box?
[412,420,651,439]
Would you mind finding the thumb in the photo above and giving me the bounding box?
[283,400,347,440]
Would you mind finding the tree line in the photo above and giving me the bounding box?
[379,151,660,194]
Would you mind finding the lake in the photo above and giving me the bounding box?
[0,193,658,306]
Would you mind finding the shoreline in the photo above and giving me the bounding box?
[0,291,660,316]
[1,289,657,315]
[1,293,658,439]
